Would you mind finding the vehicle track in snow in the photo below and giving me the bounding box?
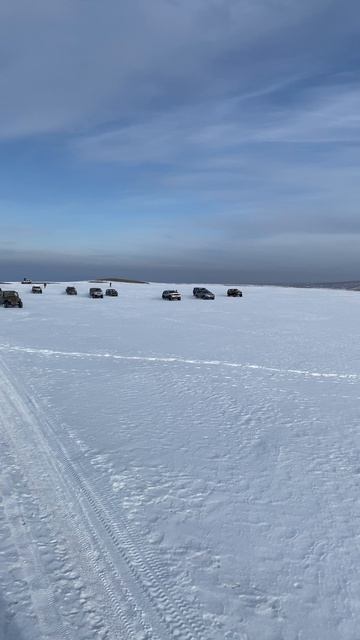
[0,356,210,640]
[0,342,358,382]
[0,357,147,640]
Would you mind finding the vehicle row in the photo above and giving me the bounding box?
[89,287,118,298]
[61,286,242,300]
[1,285,243,308]
[0,285,119,306]
[162,287,243,300]
[28,285,119,297]
[88,287,243,300]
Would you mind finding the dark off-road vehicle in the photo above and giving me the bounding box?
[0,290,23,308]
[193,287,215,300]
[227,288,243,297]
[105,288,118,297]
[89,287,103,299]
[162,290,181,300]
[66,286,77,295]
[32,285,43,294]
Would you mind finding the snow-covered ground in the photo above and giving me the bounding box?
[1,281,360,640]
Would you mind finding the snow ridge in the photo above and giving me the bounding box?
[0,343,358,381]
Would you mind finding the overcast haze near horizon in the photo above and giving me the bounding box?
[1,0,360,284]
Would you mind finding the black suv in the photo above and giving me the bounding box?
[162,290,181,300]
[31,285,43,294]
[105,288,118,297]
[193,287,215,300]
[227,288,243,297]
[66,286,77,295]
[0,290,23,308]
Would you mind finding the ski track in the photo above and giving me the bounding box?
[0,356,210,640]
[0,343,358,382]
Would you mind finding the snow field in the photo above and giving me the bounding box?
[0,281,360,639]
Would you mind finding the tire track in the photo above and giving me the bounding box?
[0,357,210,639]
[49,449,207,640]
[21,378,209,639]
[0,358,152,640]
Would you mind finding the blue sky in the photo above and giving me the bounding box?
[1,0,360,282]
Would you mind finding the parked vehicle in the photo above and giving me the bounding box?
[22,278,32,284]
[66,286,77,295]
[227,288,243,297]
[89,287,103,299]
[105,288,118,297]
[193,287,215,300]
[31,285,43,294]
[0,290,23,308]
[162,290,181,300]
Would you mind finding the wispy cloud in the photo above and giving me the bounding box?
[0,0,351,138]
[75,81,360,163]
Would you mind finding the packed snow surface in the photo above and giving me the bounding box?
[0,281,360,640]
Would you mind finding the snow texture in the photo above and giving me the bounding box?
[0,281,360,640]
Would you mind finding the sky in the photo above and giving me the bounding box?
[0,0,360,283]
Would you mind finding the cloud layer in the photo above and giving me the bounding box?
[1,0,360,281]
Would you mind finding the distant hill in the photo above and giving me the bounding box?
[91,276,149,284]
[289,281,360,291]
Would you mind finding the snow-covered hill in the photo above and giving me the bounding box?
[1,281,360,639]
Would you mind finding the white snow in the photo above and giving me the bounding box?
[0,281,360,639]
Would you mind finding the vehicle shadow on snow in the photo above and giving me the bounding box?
[0,593,26,640]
